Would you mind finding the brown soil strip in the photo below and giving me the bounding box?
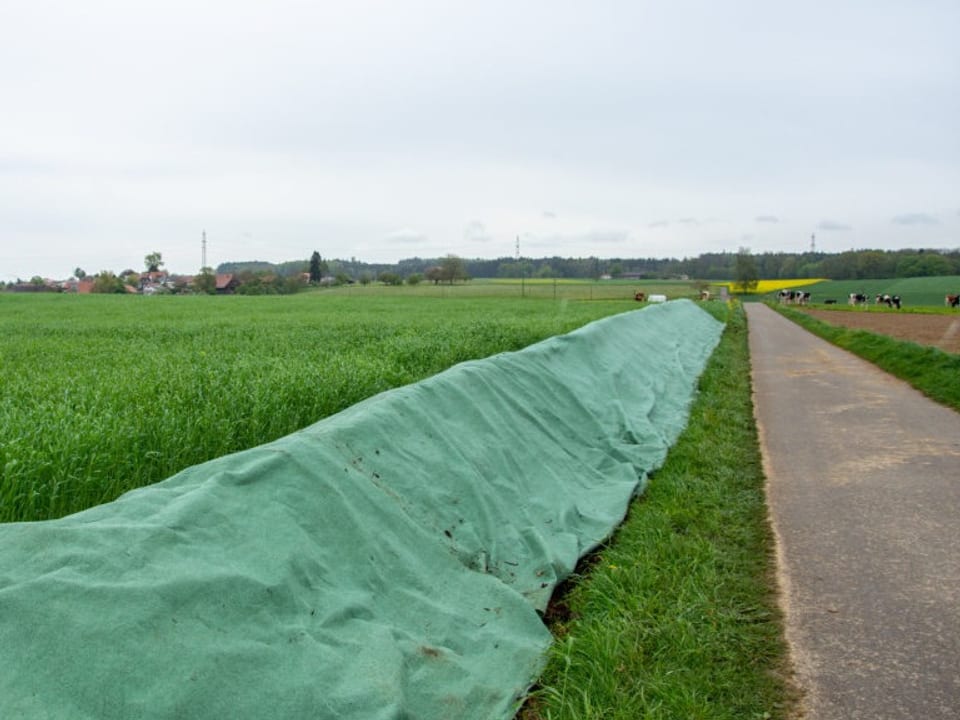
[799,309,960,355]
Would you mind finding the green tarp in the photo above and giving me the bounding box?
[0,300,723,719]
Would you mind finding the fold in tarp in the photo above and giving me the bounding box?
[0,299,723,719]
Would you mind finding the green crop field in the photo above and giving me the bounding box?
[326,278,705,302]
[762,275,960,309]
[0,291,648,523]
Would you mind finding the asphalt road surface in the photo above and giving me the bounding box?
[745,303,960,720]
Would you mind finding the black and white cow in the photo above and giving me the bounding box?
[848,293,868,306]
[778,289,810,305]
[946,294,960,308]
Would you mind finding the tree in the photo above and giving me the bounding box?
[144,252,164,273]
[194,267,217,294]
[377,271,402,286]
[896,252,953,278]
[856,251,893,279]
[91,271,125,294]
[74,267,86,280]
[778,256,798,279]
[734,247,759,293]
[282,275,304,294]
[308,251,327,283]
[438,255,468,284]
[535,264,555,279]
[406,273,422,286]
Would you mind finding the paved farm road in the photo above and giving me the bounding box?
[745,303,960,720]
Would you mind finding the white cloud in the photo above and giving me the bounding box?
[527,230,631,254]
[384,228,428,244]
[818,220,853,231]
[463,221,492,244]
[891,213,939,226]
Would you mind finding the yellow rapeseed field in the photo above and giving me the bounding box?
[715,278,825,294]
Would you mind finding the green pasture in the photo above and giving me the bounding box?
[763,275,960,309]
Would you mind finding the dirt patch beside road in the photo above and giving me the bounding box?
[800,309,960,354]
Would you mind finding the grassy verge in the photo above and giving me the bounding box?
[522,302,796,719]
[773,304,960,412]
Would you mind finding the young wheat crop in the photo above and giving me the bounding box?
[0,292,633,522]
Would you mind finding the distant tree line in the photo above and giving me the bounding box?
[6,246,958,293]
[217,253,472,286]
[216,247,960,283]
[674,248,960,281]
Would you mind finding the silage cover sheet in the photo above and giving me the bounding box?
[0,300,723,719]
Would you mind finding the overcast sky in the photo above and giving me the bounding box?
[2,0,958,280]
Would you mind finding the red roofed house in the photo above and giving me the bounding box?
[215,274,240,294]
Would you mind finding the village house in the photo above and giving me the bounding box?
[215,274,240,294]
[139,270,172,295]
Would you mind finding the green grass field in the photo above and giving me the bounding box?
[328,277,704,302]
[1,291,643,523]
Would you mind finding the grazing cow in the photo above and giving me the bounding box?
[634,291,646,302]
[946,294,960,308]
[848,293,868,306]
[778,289,807,305]
[873,293,902,309]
